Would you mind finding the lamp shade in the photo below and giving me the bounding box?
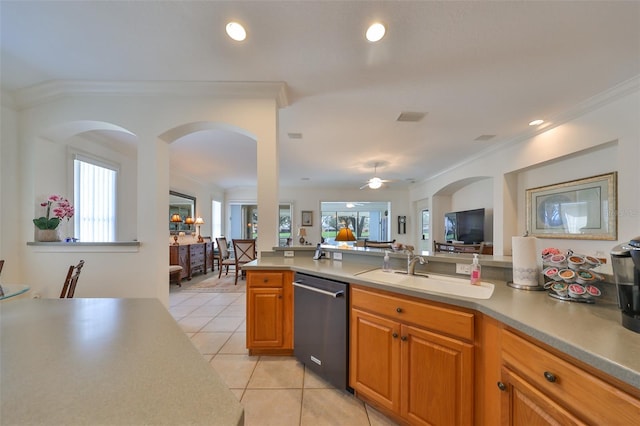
[297,228,307,237]
[194,217,205,225]
[335,227,356,241]
[170,214,182,223]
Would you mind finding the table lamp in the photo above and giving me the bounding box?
[170,214,183,245]
[335,227,356,242]
[184,216,195,232]
[298,227,307,244]
[195,217,205,243]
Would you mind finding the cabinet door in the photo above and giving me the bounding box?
[500,367,586,426]
[401,324,474,426]
[350,308,401,414]
[247,287,284,348]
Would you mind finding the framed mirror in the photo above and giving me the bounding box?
[169,191,196,234]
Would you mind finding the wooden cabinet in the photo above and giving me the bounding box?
[350,284,474,425]
[169,243,209,280]
[246,270,294,355]
[498,329,640,425]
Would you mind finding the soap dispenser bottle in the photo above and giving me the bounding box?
[470,253,481,285]
[383,251,391,272]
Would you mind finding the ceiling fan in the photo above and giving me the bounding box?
[360,163,391,189]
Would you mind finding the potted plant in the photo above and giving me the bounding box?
[33,195,74,242]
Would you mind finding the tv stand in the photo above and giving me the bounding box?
[434,241,493,255]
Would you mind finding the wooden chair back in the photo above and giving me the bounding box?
[60,260,85,298]
[0,259,4,276]
[216,237,230,259]
[233,239,256,265]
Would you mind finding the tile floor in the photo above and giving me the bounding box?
[169,287,398,426]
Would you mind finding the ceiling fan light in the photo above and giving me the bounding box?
[369,177,383,189]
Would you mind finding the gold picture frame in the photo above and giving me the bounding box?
[525,172,617,240]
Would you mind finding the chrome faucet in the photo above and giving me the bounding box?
[407,255,427,275]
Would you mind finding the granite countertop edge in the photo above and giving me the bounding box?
[245,257,640,390]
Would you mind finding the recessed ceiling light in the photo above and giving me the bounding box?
[366,23,386,42]
[226,22,246,41]
[529,119,544,126]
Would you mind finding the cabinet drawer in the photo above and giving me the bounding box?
[190,245,205,256]
[351,285,474,341]
[502,329,640,425]
[248,271,285,288]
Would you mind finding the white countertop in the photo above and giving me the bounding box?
[0,298,243,425]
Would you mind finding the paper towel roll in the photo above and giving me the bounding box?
[512,236,539,286]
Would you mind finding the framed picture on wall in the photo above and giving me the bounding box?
[525,172,617,240]
[302,211,313,226]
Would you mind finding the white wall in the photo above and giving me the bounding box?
[410,84,640,257]
[225,186,412,248]
[2,85,281,305]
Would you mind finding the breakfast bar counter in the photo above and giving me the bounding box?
[0,298,243,426]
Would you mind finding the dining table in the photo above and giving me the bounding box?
[0,283,30,300]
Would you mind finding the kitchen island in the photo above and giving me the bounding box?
[1,298,243,426]
[244,253,640,424]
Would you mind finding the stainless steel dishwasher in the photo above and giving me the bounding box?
[293,272,349,391]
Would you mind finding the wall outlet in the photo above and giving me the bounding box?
[456,263,471,275]
[284,250,294,257]
[333,252,343,261]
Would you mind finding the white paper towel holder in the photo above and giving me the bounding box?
[508,232,546,291]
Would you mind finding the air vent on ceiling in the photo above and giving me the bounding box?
[288,132,303,139]
[396,112,426,122]
[474,134,496,141]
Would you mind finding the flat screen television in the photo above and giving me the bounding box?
[444,208,485,244]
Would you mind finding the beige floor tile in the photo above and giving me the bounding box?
[236,319,246,332]
[301,388,369,426]
[190,331,232,354]
[208,293,244,305]
[303,368,333,389]
[176,293,218,306]
[218,304,246,317]
[247,356,304,389]
[176,315,212,333]
[366,404,398,426]
[168,304,197,319]
[189,304,228,317]
[201,315,244,332]
[242,389,302,426]
[210,354,259,389]
[218,332,248,354]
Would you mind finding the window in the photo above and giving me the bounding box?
[74,155,117,242]
[320,202,390,243]
[211,200,222,238]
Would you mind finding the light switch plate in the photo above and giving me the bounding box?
[333,252,343,261]
[284,251,294,257]
[456,263,471,275]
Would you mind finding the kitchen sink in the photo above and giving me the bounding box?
[354,269,495,299]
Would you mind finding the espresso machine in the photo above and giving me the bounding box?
[611,236,640,333]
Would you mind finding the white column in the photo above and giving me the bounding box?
[255,101,279,256]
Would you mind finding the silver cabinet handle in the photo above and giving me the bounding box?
[293,281,344,298]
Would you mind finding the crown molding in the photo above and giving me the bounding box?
[12,80,290,110]
[421,74,640,184]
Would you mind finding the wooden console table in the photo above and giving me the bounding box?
[170,242,215,281]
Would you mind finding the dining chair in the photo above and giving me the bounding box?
[232,239,257,285]
[60,259,85,298]
[216,237,235,279]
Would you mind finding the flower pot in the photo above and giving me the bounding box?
[35,228,61,242]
